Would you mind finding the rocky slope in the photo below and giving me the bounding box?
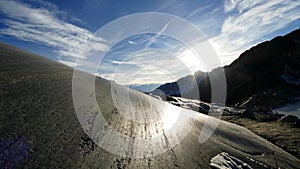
[153,28,300,109]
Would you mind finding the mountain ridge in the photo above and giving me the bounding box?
[153,28,300,109]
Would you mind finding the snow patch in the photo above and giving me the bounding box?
[246,156,269,168]
[168,96,211,113]
[210,152,252,169]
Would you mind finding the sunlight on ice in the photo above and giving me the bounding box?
[161,103,182,131]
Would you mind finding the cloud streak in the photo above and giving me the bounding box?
[210,0,300,65]
[145,22,170,48]
[1,0,299,87]
[0,0,108,60]
[98,48,198,85]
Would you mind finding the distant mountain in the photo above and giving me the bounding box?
[129,83,161,92]
[152,28,300,109]
[154,72,208,97]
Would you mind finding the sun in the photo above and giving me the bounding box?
[177,49,206,73]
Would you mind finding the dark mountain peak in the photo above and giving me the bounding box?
[153,28,300,109]
[230,28,300,69]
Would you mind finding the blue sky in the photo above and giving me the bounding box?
[0,0,300,89]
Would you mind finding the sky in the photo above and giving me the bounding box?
[0,0,300,91]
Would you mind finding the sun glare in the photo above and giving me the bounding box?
[178,49,205,72]
[161,104,181,131]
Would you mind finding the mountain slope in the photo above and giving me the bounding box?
[154,28,300,109]
[0,42,299,168]
[223,28,300,108]
[155,71,207,97]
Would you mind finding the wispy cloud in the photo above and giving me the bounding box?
[58,60,78,67]
[145,22,170,48]
[127,40,136,44]
[98,48,199,85]
[1,0,299,87]
[210,0,300,65]
[186,4,214,19]
[0,0,108,60]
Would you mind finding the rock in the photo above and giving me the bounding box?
[79,134,95,157]
[240,109,279,122]
[280,115,299,123]
[295,120,300,128]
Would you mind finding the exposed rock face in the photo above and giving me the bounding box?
[223,29,300,108]
[154,73,204,97]
[153,29,300,109]
[280,115,299,123]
